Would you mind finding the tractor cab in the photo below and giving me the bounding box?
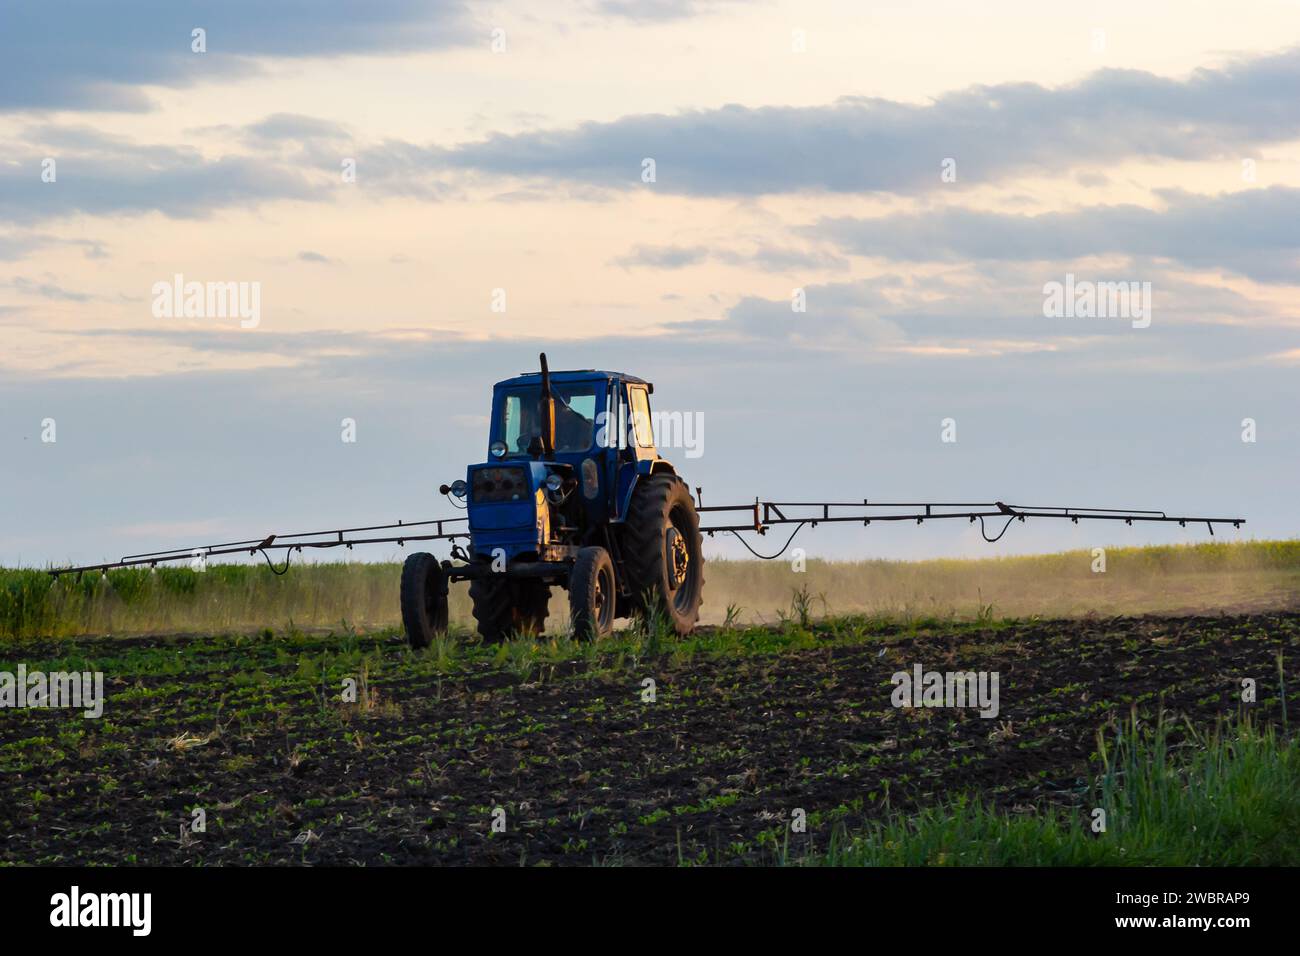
[486,368,661,466]
[417,354,704,644]
[489,372,604,461]
[464,366,674,558]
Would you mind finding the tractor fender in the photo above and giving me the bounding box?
[613,459,677,522]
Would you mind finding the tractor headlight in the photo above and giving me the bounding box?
[545,474,563,493]
[450,479,468,498]
[490,440,507,459]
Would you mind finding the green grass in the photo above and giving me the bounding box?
[802,713,1300,866]
[3,538,1297,640]
[0,562,402,640]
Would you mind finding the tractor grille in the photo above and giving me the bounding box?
[472,466,529,503]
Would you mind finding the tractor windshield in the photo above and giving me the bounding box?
[499,384,599,455]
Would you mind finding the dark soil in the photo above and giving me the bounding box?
[2,612,1297,865]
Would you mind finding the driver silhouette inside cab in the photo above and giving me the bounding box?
[514,392,594,453]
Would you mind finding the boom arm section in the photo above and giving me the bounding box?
[698,499,1243,547]
[48,517,469,577]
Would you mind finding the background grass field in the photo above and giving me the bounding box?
[3,539,1297,640]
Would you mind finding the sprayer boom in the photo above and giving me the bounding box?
[46,497,1243,578]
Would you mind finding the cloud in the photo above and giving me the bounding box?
[612,242,847,271]
[0,1,479,112]
[739,244,849,272]
[810,186,1300,283]
[432,48,1300,195]
[10,278,92,302]
[0,230,108,261]
[297,250,335,265]
[715,279,906,349]
[592,0,745,22]
[655,257,1289,368]
[0,117,462,225]
[0,125,323,223]
[239,114,353,148]
[612,244,710,269]
[5,275,111,302]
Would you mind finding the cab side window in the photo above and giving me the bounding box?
[629,386,654,448]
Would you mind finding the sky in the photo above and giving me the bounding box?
[1,0,1297,568]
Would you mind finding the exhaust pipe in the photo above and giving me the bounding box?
[538,352,555,458]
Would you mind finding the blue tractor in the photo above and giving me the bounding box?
[399,353,704,644]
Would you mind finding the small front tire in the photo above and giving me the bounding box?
[400,552,449,649]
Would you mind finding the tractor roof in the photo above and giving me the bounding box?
[496,369,648,388]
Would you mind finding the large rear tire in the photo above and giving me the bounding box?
[568,546,615,640]
[400,552,448,649]
[621,474,704,634]
[469,574,549,642]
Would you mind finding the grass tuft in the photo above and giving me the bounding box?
[803,713,1300,866]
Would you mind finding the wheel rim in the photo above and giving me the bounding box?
[666,527,689,590]
[594,566,613,630]
[667,506,698,614]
